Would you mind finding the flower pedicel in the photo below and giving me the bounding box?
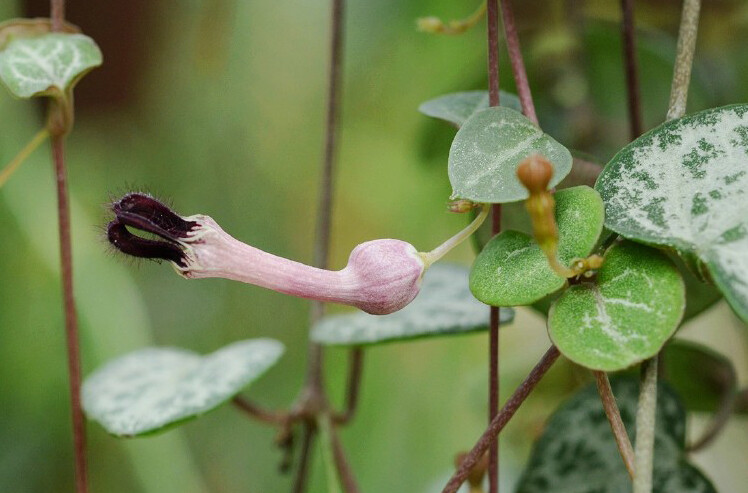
[108,193,487,315]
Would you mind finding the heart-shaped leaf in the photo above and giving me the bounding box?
[595,104,748,323]
[516,378,716,493]
[0,32,102,98]
[548,241,685,371]
[310,264,514,346]
[448,106,573,203]
[82,339,283,437]
[418,90,522,127]
[470,186,604,307]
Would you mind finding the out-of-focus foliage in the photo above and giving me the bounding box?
[1,0,747,492]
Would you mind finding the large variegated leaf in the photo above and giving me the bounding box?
[0,32,102,98]
[418,90,522,127]
[516,378,716,493]
[311,264,514,346]
[548,241,685,371]
[448,107,572,203]
[82,339,283,437]
[595,104,748,322]
[470,186,604,307]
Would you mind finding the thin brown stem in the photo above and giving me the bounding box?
[666,0,701,121]
[687,389,736,452]
[499,0,538,126]
[620,0,643,138]
[52,136,87,493]
[51,0,65,32]
[594,371,635,479]
[232,396,289,425]
[442,346,561,493]
[292,425,316,493]
[329,421,361,493]
[333,348,364,425]
[486,2,502,492]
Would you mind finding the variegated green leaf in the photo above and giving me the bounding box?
[0,32,102,98]
[418,90,522,127]
[82,339,283,437]
[548,241,685,371]
[595,104,748,323]
[470,186,604,307]
[448,106,572,203]
[516,378,716,493]
[311,264,514,346]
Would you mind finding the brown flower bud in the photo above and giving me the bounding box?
[447,199,477,213]
[516,154,554,194]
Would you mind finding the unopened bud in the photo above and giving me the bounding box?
[416,16,444,33]
[517,154,554,194]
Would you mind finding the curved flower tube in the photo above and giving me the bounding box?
[108,193,487,315]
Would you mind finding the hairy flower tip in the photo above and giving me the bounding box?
[107,193,198,267]
[516,153,554,194]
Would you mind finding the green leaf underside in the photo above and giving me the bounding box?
[662,340,738,414]
[311,264,514,346]
[82,339,283,437]
[470,186,604,307]
[516,378,716,493]
[595,104,748,322]
[448,106,573,203]
[0,32,102,98]
[548,241,684,371]
[418,90,522,127]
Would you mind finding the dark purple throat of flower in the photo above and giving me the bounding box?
[107,193,197,267]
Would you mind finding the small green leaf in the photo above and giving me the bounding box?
[82,339,283,437]
[516,378,716,493]
[548,241,685,371]
[0,32,102,98]
[310,264,514,346]
[595,104,748,323]
[470,186,604,307]
[448,106,573,203]
[662,340,739,414]
[418,90,522,127]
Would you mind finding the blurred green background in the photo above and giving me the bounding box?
[1,0,747,491]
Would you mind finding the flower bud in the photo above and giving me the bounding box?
[516,153,553,194]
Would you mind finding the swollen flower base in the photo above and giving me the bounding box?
[107,193,487,315]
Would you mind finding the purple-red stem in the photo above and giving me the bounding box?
[232,396,288,425]
[442,346,561,493]
[621,0,643,139]
[50,2,86,492]
[52,136,87,493]
[334,348,364,425]
[486,1,502,491]
[330,422,361,493]
[292,426,315,493]
[499,0,538,126]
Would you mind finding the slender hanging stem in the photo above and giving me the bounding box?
[687,389,737,452]
[333,348,364,425]
[327,417,361,493]
[52,136,87,493]
[318,415,343,493]
[0,129,49,188]
[620,0,643,138]
[499,0,538,126]
[594,371,635,479]
[633,358,658,493]
[442,346,561,493]
[51,0,65,31]
[232,396,289,425]
[292,425,316,493]
[666,0,701,121]
[421,204,489,266]
[486,1,502,491]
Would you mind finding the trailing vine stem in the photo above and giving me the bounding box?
[486,0,501,490]
[333,348,364,425]
[686,387,737,452]
[594,371,635,478]
[48,2,87,492]
[633,357,658,493]
[442,346,561,493]
[499,0,538,126]
[666,0,701,122]
[0,129,49,187]
[621,0,643,138]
